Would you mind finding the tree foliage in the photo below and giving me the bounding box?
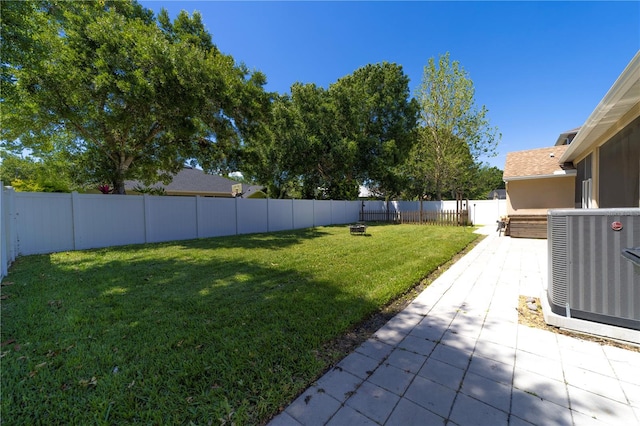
[244,63,417,200]
[0,152,75,192]
[1,0,269,194]
[2,3,500,202]
[404,53,500,200]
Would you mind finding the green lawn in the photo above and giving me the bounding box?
[1,224,478,425]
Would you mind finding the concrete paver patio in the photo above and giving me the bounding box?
[269,227,640,426]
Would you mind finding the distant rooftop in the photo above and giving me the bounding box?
[554,127,581,146]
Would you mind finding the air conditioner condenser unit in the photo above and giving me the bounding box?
[548,208,640,331]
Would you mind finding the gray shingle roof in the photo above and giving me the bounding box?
[125,167,251,196]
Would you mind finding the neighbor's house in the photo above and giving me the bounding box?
[503,145,576,238]
[125,166,266,198]
[487,189,506,200]
[504,50,640,237]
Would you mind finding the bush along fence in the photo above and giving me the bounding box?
[0,185,506,280]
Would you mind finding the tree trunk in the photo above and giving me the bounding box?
[112,156,133,195]
[112,177,127,195]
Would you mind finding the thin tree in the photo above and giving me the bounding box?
[408,52,500,200]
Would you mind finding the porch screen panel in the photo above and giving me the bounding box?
[599,116,640,208]
[575,153,592,208]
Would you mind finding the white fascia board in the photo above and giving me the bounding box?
[503,170,577,182]
[561,51,640,163]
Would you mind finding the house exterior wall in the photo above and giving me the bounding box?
[506,176,575,216]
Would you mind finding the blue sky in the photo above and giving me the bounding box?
[141,1,639,170]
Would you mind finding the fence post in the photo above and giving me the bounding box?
[235,196,239,235]
[0,184,6,279]
[143,194,152,243]
[266,198,270,233]
[71,191,81,250]
[195,196,202,239]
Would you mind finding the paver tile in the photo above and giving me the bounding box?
[440,330,478,352]
[285,387,342,426]
[567,384,639,425]
[356,338,394,361]
[430,342,472,370]
[560,347,615,377]
[511,388,572,425]
[345,381,400,424]
[385,348,427,374]
[367,362,414,395]
[397,334,437,356]
[508,415,535,426]
[516,326,561,360]
[563,365,627,404]
[460,371,512,412]
[417,357,465,391]
[373,326,408,346]
[449,393,508,426]
[382,311,423,334]
[316,368,363,402]
[474,339,517,366]
[385,397,446,426]
[337,352,380,380]
[515,349,565,382]
[268,412,302,426]
[620,380,640,408]
[570,409,610,426]
[608,358,640,386]
[326,405,378,426]
[479,326,518,348]
[409,317,448,342]
[404,375,457,418]
[512,368,569,408]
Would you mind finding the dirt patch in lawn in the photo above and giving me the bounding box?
[517,296,640,353]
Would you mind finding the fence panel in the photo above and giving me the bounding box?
[314,200,332,226]
[468,199,507,225]
[237,198,268,235]
[197,197,237,238]
[74,193,145,250]
[344,201,362,224]
[268,199,294,232]
[0,186,14,279]
[293,200,314,229]
[146,196,198,243]
[360,209,401,223]
[15,192,75,255]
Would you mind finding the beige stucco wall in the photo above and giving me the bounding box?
[506,176,575,215]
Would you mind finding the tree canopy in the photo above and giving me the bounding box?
[1,0,270,194]
[244,62,417,200]
[1,2,500,200]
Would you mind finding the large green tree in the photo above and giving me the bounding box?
[1,1,268,194]
[329,62,419,199]
[405,53,500,200]
[245,63,417,200]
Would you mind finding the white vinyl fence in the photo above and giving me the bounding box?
[363,199,506,226]
[0,185,506,280]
